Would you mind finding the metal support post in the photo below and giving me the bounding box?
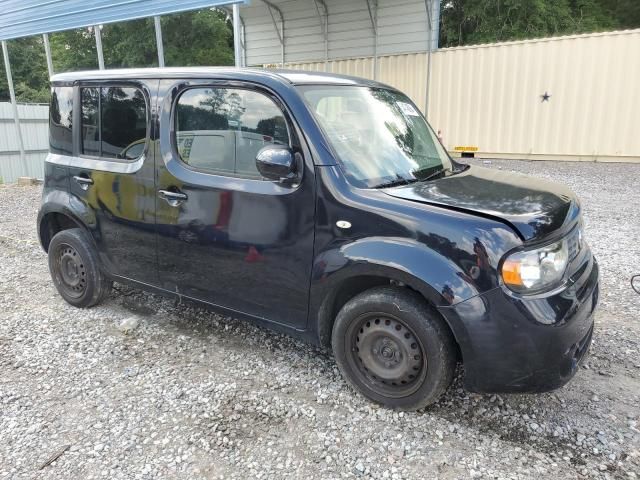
[154,16,165,68]
[1,41,26,169]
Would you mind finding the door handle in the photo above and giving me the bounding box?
[158,189,188,206]
[73,175,93,190]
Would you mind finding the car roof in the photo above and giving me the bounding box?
[50,67,392,89]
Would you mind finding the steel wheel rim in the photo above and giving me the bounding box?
[346,312,427,398]
[54,242,87,298]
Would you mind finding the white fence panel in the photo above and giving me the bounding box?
[0,102,48,183]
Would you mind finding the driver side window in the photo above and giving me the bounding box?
[175,87,290,179]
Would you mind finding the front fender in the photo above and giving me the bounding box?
[315,236,481,306]
[309,236,492,346]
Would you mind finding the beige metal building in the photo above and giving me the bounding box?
[280,28,640,163]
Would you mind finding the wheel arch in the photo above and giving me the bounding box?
[310,237,478,357]
[314,269,457,341]
[38,208,87,253]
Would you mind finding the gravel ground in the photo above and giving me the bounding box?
[1,159,639,480]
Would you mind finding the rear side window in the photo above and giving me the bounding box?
[81,88,100,157]
[50,86,73,155]
[175,87,289,179]
[80,86,147,160]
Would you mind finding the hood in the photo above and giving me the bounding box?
[383,165,580,241]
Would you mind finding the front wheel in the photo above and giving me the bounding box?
[332,286,456,410]
[48,228,112,308]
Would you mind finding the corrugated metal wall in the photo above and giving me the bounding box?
[282,29,640,162]
[0,0,244,41]
[0,103,48,183]
[243,0,429,66]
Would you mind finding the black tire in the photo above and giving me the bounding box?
[332,286,456,410]
[48,228,112,308]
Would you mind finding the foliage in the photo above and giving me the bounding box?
[439,0,638,47]
[48,9,234,71]
[597,0,640,29]
[0,36,50,104]
[161,10,234,67]
[0,9,233,103]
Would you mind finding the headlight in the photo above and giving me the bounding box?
[501,239,569,293]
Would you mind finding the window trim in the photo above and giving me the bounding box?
[158,79,313,196]
[172,84,293,181]
[75,82,150,164]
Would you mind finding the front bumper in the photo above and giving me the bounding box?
[439,253,599,393]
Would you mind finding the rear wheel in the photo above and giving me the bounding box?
[332,286,456,410]
[48,228,112,308]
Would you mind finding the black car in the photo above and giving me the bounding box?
[38,68,599,410]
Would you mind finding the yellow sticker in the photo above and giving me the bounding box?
[454,146,479,152]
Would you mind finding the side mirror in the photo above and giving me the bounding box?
[255,145,297,182]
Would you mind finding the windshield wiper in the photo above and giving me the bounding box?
[374,166,453,189]
[420,167,449,182]
[373,176,419,189]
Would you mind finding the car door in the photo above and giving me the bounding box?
[66,81,158,284]
[154,79,316,328]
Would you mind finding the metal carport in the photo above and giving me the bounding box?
[0,0,439,181]
[235,0,439,113]
[0,0,247,175]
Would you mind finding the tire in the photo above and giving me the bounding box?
[332,286,456,410]
[48,228,112,308]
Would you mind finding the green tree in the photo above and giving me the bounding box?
[1,8,233,103]
[0,36,49,103]
[596,0,640,29]
[161,9,234,66]
[49,28,99,72]
[50,9,233,71]
[439,0,568,46]
[439,0,623,47]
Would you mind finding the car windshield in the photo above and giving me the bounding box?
[298,85,452,188]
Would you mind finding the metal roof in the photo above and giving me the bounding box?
[238,0,437,66]
[0,0,246,41]
[49,66,392,87]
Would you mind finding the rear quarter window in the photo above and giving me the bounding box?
[101,87,147,159]
[50,86,73,155]
[79,86,147,160]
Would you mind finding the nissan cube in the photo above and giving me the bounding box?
[38,68,599,409]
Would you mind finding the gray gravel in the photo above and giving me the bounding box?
[1,158,639,479]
